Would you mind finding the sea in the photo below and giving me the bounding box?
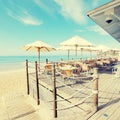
[0,54,96,71]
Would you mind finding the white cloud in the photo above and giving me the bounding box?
[54,0,86,24]
[34,0,56,16]
[18,16,42,25]
[34,0,50,13]
[5,2,42,26]
[7,9,42,25]
[87,25,108,35]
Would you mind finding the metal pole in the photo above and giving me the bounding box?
[75,45,77,60]
[35,61,40,105]
[93,68,99,112]
[26,59,30,95]
[68,49,70,60]
[53,63,57,118]
[38,48,40,72]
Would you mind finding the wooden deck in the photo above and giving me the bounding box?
[36,69,120,120]
[89,72,120,120]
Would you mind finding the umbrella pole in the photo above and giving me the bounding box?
[38,48,40,72]
[90,51,92,59]
[81,48,83,60]
[68,49,70,60]
[75,45,77,60]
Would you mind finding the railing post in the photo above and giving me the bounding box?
[35,61,40,105]
[26,59,30,95]
[53,63,57,118]
[93,68,99,112]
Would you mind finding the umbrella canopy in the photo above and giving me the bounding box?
[24,40,56,71]
[93,45,110,58]
[60,35,94,59]
[96,45,110,52]
[110,48,120,52]
[77,46,98,59]
[57,46,77,60]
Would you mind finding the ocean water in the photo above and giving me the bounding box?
[0,55,67,71]
[0,54,95,71]
[0,55,68,63]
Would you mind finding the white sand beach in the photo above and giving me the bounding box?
[0,69,27,96]
[0,66,53,120]
[0,71,38,120]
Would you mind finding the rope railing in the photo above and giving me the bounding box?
[26,58,120,119]
[26,59,99,118]
[52,93,94,111]
[52,64,99,117]
[47,79,98,113]
[56,75,95,90]
[48,86,94,103]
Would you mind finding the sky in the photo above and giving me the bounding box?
[0,0,120,56]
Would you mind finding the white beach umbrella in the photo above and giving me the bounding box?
[94,45,110,58]
[60,35,94,59]
[110,48,120,52]
[107,48,120,57]
[96,45,110,52]
[78,46,98,59]
[24,40,56,71]
[57,46,79,60]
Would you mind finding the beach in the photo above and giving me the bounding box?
[0,57,66,120]
[0,62,53,120]
[0,58,120,120]
[0,69,26,96]
[0,0,120,119]
[0,64,87,120]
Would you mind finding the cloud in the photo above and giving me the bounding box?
[87,25,108,35]
[34,0,50,13]
[5,1,42,26]
[18,16,42,25]
[7,9,42,25]
[54,0,86,24]
[33,0,56,16]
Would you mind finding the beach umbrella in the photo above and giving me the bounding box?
[24,40,56,71]
[94,45,110,58]
[57,46,90,60]
[96,45,110,52]
[107,48,120,58]
[60,35,94,59]
[110,48,120,52]
[78,46,97,59]
[57,46,77,60]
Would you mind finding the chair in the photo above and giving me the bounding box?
[44,64,53,75]
[61,64,85,84]
[61,68,77,84]
[112,66,120,78]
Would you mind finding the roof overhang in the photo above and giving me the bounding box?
[87,0,120,43]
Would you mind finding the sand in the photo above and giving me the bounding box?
[0,68,54,120]
[0,69,27,97]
